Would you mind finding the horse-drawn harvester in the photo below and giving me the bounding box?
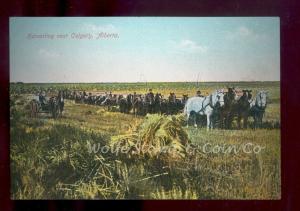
[29,92,64,119]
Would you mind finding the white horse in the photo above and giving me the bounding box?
[184,90,225,130]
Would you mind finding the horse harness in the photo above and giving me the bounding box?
[198,92,224,114]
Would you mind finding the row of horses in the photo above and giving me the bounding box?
[63,90,189,116]
[61,88,268,129]
[31,87,268,129]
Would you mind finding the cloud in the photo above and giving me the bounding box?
[226,26,266,40]
[38,49,60,58]
[169,39,208,53]
[238,26,252,36]
[82,23,118,33]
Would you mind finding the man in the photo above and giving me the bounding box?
[196,90,204,97]
[182,94,189,104]
[133,91,137,100]
[168,92,176,103]
[108,91,113,99]
[146,89,154,103]
[39,90,46,104]
[148,89,154,99]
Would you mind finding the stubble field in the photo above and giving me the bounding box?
[10,81,280,199]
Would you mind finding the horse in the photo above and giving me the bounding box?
[118,95,126,113]
[119,94,132,113]
[170,94,188,114]
[181,94,189,105]
[174,98,184,114]
[131,93,139,116]
[49,97,60,118]
[48,93,65,119]
[154,93,162,113]
[160,98,169,115]
[95,95,106,105]
[101,94,117,111]
[167,93,177,114]
[135,95,146,116]
[125,94,133,113]
[249,91,268,128]
[184,90,225,130]
[219,87,237,129]
[57,91,65,116]
[235,90,252,129]
[75,92,84,103]
[145,92,155,114]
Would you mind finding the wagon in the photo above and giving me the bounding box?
[29,94,62,118]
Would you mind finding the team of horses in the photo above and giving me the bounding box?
[31,87,268,129]
[184,88,268,130]
[63,90,189,116]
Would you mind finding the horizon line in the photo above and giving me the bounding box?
[10,80,280,84]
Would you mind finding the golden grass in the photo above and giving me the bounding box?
[10,82,281,199]
[110,114,189,161]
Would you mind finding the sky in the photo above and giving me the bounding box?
[10,17,280,83]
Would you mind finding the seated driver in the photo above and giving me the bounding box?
[39,91,46,105]
[196,90,204,97]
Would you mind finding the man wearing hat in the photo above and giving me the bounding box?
[196,90,204,97]
[148,89,154,99]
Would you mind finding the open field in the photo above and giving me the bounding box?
[10,82,280,199]
[10,81,280,100]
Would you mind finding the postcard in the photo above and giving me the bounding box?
[10,17,280,199]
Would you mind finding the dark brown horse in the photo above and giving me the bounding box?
[236,90,252,129]
[119,94,133,113]
[154,93,162,113]
[219,88,252,129]
[220,87,236,129]
[145,92,155,114]
[136,95,146,116]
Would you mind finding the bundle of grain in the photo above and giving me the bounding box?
[110,114,189,160]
